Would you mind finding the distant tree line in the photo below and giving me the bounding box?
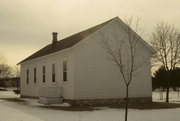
[152,66,180,91]
[0,54,20,88]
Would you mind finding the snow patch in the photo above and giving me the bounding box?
[0,91,20,98]
[21,98,71,107]
[0,91,180,121]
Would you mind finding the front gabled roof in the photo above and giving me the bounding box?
[18,17,155,65]
[18,17,116,64]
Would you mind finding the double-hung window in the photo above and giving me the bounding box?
[42,66,46,83]
[34,68,36,83]
[26,69,29,84]
[52,64,55,82]
[63,61,67,82]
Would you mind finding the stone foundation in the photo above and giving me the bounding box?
[21,95,152,106]
[64,97,152,106]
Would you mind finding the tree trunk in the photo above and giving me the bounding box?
[166,71,170,102]
[166,86,169,102]
[125,85,129,121]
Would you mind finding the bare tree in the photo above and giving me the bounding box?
[0,53,7,65]
[101,17,150,121]
[151,22,180,102]
[11,65,20,90]
[11,65,20,77]
[0,54,12,87]
[0,64,12,87]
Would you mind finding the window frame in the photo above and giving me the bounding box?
[26,69,29,84]
[34,67,36,83]
[63,60,67,82]
[52,64,55,82]
[42,66,46,83]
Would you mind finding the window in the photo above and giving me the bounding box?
[63,60,67,81]
[42,66,46,83]
[34,68,36,83]
[52,64,55,82]
[26,69,29,84]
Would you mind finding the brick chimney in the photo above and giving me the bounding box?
[52,32,58,44]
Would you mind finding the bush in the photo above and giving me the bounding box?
[13,90,20,94]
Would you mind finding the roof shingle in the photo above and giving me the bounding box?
[18,17,116,64]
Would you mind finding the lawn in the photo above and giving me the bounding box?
[0,91,180,121]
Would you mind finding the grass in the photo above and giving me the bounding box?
[108,102,180,110]
[0,98,97,111]
[1,98,180,111]
[38,105,98,111]
[0,98,25,102]
[34,102,180,111]
[0,98,28,105]
[0,88,7,91]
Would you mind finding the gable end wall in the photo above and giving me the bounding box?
[73,20,152,99]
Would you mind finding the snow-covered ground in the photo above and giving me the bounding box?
[153,90,180,103]
[0,91,20,98]
[0,91,180,121]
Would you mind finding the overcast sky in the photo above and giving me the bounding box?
[0,0,180,66]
